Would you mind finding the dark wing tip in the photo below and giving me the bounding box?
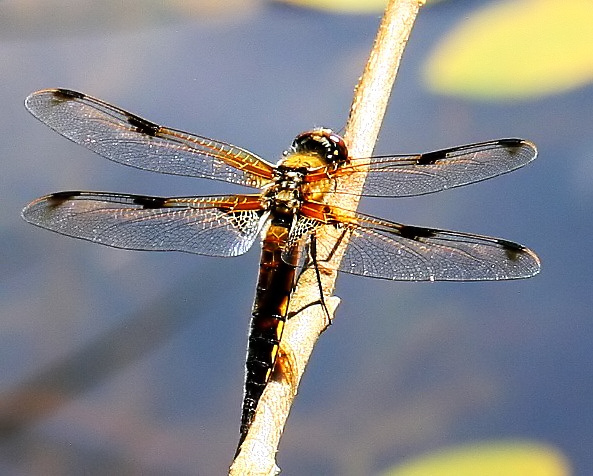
[498,239,525,262]
[22,192,83,222]
[46,191,82,206]
[21,192,82,222]
[496,138,523,147]
[497,138,538,161]
[416,138,538,167]
[53,88,85,100]
[25,88,84,106]
[496,238,537,260]
[25,88,86,119]
[496,238,541,277]
[25,88,161,138]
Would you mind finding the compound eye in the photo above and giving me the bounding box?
[326,132,348,163]
[291,132,325,156]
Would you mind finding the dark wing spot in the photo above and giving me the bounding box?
[417,149,447,165]
[132,196,167,209]
[496,138,524,155]
[497,238,526,261]
[496,138,523,147]
[47,191,82,207]
[53,88,85,100]
[127,114,160,136]
[398,225,437,240]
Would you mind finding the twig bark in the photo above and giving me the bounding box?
[229,1,424,474]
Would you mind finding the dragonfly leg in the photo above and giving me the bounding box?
[287,235,332,329]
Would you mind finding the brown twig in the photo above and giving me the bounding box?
[229,1,424,474]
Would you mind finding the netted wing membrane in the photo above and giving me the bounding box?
[333,139,537,197]
[25,89,275,189]
[22,192,266,257]
[311,210,540,281]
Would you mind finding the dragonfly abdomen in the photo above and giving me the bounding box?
[238,221,299,453]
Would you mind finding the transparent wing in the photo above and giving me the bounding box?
[281,215,320,266]
[325,139,537,197]
[303,204,540,281]
[22,192,267,257]
[25,89,276,188]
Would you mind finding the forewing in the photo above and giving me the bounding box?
[25,89,275,188]
[22,192,266,257]
[331,139,537,197]
[312,209,540,281]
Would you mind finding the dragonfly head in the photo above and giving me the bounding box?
[286,128,349,168]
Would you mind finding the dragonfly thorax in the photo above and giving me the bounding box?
[263,178,303,216]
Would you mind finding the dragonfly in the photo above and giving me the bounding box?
[22,88,540,454]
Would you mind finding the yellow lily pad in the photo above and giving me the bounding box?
[424,0,593,100]
[273,0,387,14]
[272,0,441,14]
[381,440,571,476]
